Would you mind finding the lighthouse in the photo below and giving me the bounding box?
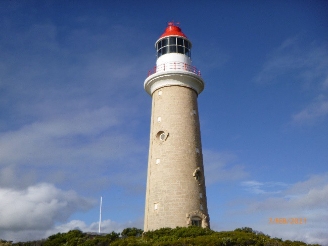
[144,22,210,231]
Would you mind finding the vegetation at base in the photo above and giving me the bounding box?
[0,227,321,246]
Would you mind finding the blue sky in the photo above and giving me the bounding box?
[0,0,327,244]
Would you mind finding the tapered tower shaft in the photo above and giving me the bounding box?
[144,23,209,231]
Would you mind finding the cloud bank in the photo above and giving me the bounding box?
[240,173,328,245]
[0,183,94,241]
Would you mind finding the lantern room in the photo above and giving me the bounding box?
[155,22,192,59]
[156,36,192,58]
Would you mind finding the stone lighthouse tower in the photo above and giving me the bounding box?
[144,22,210,231]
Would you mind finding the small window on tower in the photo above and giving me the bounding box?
[157,117,161,122]
[156,159,160,164]
[195,171,200,181]
[193,168,202,184]
[158,90,162,95]
[156,131,167,141]
[191,217,201,227]
[154,203,159,210]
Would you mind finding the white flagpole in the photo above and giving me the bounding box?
[99,196,102,234]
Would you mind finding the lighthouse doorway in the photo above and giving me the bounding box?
[191,217,202,227]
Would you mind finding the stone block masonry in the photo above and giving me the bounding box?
[144,85,210,231]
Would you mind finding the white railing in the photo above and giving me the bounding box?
[147,62,201,77]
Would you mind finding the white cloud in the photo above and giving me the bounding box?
[255,37,328,85]
[203,150,248,184]
[254,36,328,124]
[0,21,150,244]
[0,183,94,233]
[0,17,150,193]
[247,184,328,212]
[0,103,147,191]
[241,180,288,194]
[292,95,328,123]
[240,173,328,245]
[0,107,119,163]
[0,180,143,242]
[286,173,328,194]
[322,76,328,90]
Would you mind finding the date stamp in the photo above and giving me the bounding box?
[269,218,307,224]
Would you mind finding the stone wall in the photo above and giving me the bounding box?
[144,85,210,231]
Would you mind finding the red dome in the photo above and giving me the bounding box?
[159,22,187,38]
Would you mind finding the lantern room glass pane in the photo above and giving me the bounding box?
[177,46,184,54]
[161,46,168,55]
[169,46,176,53]
[185,40,190,49]
[185,48,190,57]
[177,38,183,46]
[157,41,162,49]
[161,38,168,47]
[156,37,192,57]
[169,37,176,45]
[157,49,162,58]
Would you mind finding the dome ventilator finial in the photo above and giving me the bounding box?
[168,21,180,27]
